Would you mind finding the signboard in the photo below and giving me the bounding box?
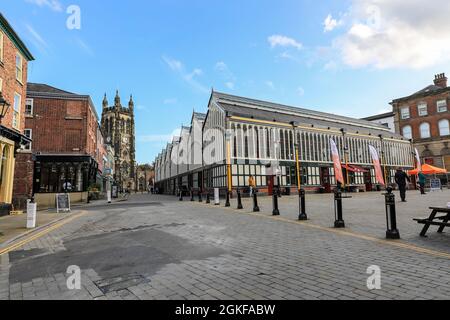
[26,199,37,229]
[112,186,118,198]
[214,188,220,205]
[430,179,442,192]
[56,193,71,213]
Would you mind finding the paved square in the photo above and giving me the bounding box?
[1,190,450,300]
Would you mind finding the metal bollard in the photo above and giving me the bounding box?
[206,192,210,204]
[237,189,243,210]
[334,188,345,228]
[253,190,260,212]
[298,189,308,221]
[179,189,183,201]
[225,191,231,207]
[190,189,195,202]
[272,192,280,216]
[198,190,203,203]
[385,187,400,239]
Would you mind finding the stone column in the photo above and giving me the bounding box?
[76,164,83,191]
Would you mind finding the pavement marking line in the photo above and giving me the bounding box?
[0,210,89,256]
[191,202,450,260]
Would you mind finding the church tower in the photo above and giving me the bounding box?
[101,91,136,192]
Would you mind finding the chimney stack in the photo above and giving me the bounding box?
[434,73,448,88]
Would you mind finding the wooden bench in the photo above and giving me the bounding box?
[413,207,450,237]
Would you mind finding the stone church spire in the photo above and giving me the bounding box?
[114,90,121,107]
[128,94,134,112]
[102,93,108,109]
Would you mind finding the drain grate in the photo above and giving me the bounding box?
[95,274,149,294]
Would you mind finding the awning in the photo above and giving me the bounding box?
[342,164,369,173]
[408,164,447,175]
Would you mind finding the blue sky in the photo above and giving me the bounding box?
[3,0,450,163]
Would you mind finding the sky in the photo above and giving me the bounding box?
[3,0,450,164]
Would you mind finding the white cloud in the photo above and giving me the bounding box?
[163,56,208,93]
[268,35,303,50]
[297,87,305,96]
[139,128,182,143]
[323,60,338,71]
[265,81,275,90]
[163,98,177,105]
[334,0,450,69]
[225,82,235,90]
[25,24,49,54]
[25,0,63,12]
[323,14,342,32]
[215,61,237,90]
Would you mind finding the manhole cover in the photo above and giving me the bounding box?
[95,274,148,294]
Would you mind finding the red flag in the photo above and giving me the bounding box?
[330,139,344,185]
[369,145,385,186]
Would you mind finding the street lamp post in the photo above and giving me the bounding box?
[225,130,232,207]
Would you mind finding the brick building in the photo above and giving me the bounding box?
[0,13,34,215]
[391,73,450,171]
[16,83,101,208]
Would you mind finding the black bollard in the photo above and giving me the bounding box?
[298,189,308,221]
[198,190,203,203]
[179,189,183,201]
[385,187,400,239]
[272,191,280,216]
[225,191,231,207]
[253,190,260,212]
[334,188,345,228]
[206,192,211,204]
[190,189,195,202]
[237,189,243,210]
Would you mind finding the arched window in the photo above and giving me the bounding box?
[420,123,431,139]
[439,119,450,136]
[402,125,412,139]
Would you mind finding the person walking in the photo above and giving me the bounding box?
[248,175,256,197]
[395,167,411,202]
[418,171,427,195]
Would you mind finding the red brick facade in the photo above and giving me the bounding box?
[392,74,450,170]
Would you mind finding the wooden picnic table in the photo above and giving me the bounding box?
[414,207,450,237]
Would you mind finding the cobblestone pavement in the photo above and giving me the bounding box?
[1,191,450,300]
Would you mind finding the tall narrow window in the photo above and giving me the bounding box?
[0,32,3,63]
[420,123,431,139]
[243,126,249,158]
[25,99,33,116]
[24,129,32,151]
[16,53,23,82]
[255,127,260,158]
[437,100,448,113]
[401,107,410,119]
[417,103,428,117]
[402,125,412,139]
[439,119,450,136]
[13,93,21,129]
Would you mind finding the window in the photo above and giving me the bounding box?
[0,78,2,92]
[437,100,448,113]
[25,98,33,116]
[402,125,412,139]
[24,129,32,151]
[13,93,21,129]
[401,107,410,119]
[0,32,3,62]
[16,53,23,82]
[418,103,428,116]
[439,119,450,136]
[420,123,431,139]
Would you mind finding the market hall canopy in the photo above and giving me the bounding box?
[408,164,447,175]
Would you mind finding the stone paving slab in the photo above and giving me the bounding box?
[0,193,449,300]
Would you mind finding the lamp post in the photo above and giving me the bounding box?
[274,139,281,197]
[0,92,11,124]
[225,130,232,207]
[291,121,307,220]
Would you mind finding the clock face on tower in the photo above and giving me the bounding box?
[122,137,128,144]
[107,136,111,143]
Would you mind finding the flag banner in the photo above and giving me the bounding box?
[369,145,385,186]
[415,148,422,171]
[330,139,344,185]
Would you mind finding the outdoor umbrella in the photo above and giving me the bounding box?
[408,164,447,175]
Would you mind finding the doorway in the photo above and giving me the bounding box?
[320,167,331,193]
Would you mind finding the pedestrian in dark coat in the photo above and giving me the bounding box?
[395,168,411,202]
